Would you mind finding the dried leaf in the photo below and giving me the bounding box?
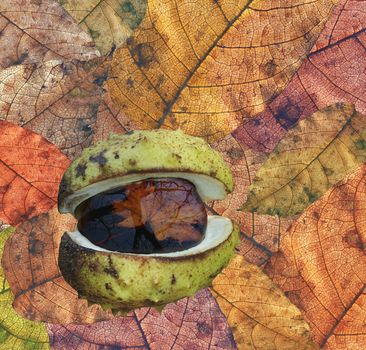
[207,133,294,266]
[234,0,366,153]
[59,0,147,55]
[0,121,69,226]
[211,255,317,349]
[0,58,109,158]
[244,103,366,217]
[265,163,366,349]
[0,1,99,69]
[48,289,236,349]
[1,206,113,324]
[0,227,50,349]
[107,0,337,142]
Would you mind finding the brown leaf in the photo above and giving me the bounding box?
[0,58,109,158]
[207,133,294,266]
[0,1,99,69]
[0,121,69,226]
[211,255,317,349]
[1,206,113,323]
[107,0,338,143]
[48,289,236,350]
[234,0,366,153]
[265,164,366,348]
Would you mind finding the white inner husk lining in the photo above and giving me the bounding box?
[67,215,232,257]
[60,172,227,214]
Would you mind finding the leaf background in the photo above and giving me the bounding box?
[0,0,365,349]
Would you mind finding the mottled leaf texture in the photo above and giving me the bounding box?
[59,0,147,55]
[107,0,338,142]
[208,133,294,266]
[48,289,236,350]
[0,58,109,158]
[265,164,366,349]
[234,0,366,153]
[244,103,366,217]
[211,255,317,349]
[0,227,50,349]
[1,206,113,324]
[0,121,69,226]
[0,0,99,70]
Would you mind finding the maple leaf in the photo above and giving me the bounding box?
[233,0,366,154]
[0,227,50,349]
[106,0,338,143]
[59,0,148,55]
[0,121,69,226]
[243,103,366,217]
[265,163,366,349]
[0,0,99,69]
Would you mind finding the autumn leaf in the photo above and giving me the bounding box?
[48,289,236,349]
[1,206,113,324]
[233,0,366,153]
[59,0,147,55]
[0,58,109,158]
[243,103,366,217]
[0,121,70,226]
[211,255,317,349]
[106,0,338,143]
[0,1,99,70]
[0,227,50,349]
[265,163,366,349]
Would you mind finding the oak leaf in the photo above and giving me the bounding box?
[0,227,50,349]
[0,0,99,70]
[265,163,366,349]
[244,103,366,217]
[48,289,236,349]
[59,0,147,55]
[0,58,109,158]
[0,121,69,226]
[107,0,338,143]
[1,206,114,324]
[211,255,317,349]
[233,0,366,153]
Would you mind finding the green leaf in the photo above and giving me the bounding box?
[243,103,366,217]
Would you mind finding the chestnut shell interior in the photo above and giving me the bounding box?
[75,178,207,254]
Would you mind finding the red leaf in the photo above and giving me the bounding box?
[0,121,69,225]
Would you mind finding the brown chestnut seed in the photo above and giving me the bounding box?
[75,178,207,254]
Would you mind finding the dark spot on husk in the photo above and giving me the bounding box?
[105,282,113,290]
[210,170,217,177]
[129,159,136,165]
[127,38,155,68]
[88,262,99,272]
[113,151,120,159]
[89,150,107,166]
[171,274,176,285]
[75,164,87,178]
[104,256,119,279]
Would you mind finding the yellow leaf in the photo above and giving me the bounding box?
[211,255,318,350]
[244,103,366,217]
[0,227,50,350]
[108,0,338,143]
[59,0,147,55]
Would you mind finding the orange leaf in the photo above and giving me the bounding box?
[107,0,338,143]
[0,58,109,158]
[1,206,113,323]
[0,121,69,226]
[0,1,99,69]
[234,0,366,153]
[265,164,366,349]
